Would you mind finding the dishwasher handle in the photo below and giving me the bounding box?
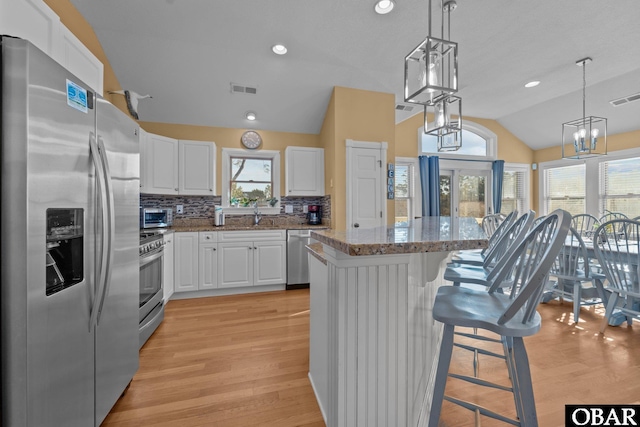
[287,231,312,240]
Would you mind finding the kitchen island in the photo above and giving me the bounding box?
[308,217,487,427]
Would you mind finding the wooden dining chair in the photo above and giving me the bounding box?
[452,211,517,266]
[599,212,629,234]
[542,227,603,322]
[593,219,640,333]
[429,209,571,427]
[482,213,507,237]
[571,213,600,239]
[445,210,535,287]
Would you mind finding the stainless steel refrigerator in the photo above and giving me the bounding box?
[1,36,140,426]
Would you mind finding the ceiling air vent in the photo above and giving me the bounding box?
[230,83,258,95]
[395,104,415,112]
[609,92,640,107]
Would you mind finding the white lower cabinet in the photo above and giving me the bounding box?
[217,240,286,288]
[218,230,286,288]
[174,232,199,292]
[174,230,286,294]
[198,232,218,289]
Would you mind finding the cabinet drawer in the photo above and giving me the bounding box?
[199,232,218,243]
[218,229,286,242]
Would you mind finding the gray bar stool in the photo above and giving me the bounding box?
[428,209,571,427]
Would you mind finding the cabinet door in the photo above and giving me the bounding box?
[179,140,216,196]
[174,232,198,292]
[163,233,175,301]
[218,242,252,288]
[0,0,62,63]
[60,26,104,95]
[199,243,218,289]
[254,241,287,286]
[285,147,325,196]
[144,134,179,194]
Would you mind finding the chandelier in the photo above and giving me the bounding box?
[562,57,607,159]
[404,0,461,151]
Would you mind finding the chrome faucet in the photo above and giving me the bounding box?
[253,202,262,225]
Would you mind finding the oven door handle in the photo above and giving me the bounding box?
[140,250,164,268]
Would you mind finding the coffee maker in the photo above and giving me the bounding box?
[307,205,322,225]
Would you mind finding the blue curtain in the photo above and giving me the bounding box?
[492,160,505,214]
[419,156,429,217]
[419,155,441,216]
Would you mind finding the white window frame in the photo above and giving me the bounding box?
[538,147,640,217]
[221,148,281,215]
[419,120,498,161]
[394,157,421,222]
[502,162,530,214]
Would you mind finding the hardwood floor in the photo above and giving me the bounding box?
[103,289,640,427]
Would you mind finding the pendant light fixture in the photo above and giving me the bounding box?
[404,0,462,151]
[562,57,607,159]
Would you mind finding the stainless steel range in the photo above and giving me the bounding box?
[139,230,165,348]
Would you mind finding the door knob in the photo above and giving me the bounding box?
[354,223,360,228]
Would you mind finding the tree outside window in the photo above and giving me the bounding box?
[230,157,273,205]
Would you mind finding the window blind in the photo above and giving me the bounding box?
[544,164,585,215]
[501,170,526,215]
[599,157,640,217]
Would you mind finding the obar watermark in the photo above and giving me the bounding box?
[566,405,640,426]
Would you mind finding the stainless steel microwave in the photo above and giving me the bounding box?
[140,208,173,229]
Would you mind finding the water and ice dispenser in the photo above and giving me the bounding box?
[46,208,84,296]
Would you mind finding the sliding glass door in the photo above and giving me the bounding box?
[440,168,491,223]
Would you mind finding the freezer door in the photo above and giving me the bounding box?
[1,38,96,426]
[94,98,140,425]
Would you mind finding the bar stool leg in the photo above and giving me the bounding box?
[428,324,455,427]
[512,337,538,427]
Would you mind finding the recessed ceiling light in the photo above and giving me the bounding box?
[245,111,256,121]
[525,81,540,88]
[374,0,395,14]
[272,44,287,55]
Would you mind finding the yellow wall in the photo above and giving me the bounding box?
[319,90,337,223]
[322,87,396,230]
[139,122,321,196]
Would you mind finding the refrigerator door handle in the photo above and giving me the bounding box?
[89,132,108,332]
[95,135,116,324]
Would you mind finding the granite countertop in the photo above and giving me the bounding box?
[306,242,327,265]
[310,217,488,256]
[170,223,329,233]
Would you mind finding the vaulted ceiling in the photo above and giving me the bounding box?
[70,0,640,150]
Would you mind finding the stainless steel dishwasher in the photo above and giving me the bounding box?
[286,229,314,289]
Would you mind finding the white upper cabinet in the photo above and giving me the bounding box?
[141,133,216,196]
[144,133,179,195]
[285,147,325,196]
[1,0,61,59]
[178,140,216,196]
[60,26,104,95]
[0,0,104,95]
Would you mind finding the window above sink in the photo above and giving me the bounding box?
[221,148,281,215]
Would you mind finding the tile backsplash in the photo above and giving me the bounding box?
[140,194,331,226]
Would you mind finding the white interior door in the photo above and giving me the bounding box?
[346,140,387,229]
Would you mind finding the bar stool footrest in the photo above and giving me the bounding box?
[444,395,521,426]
